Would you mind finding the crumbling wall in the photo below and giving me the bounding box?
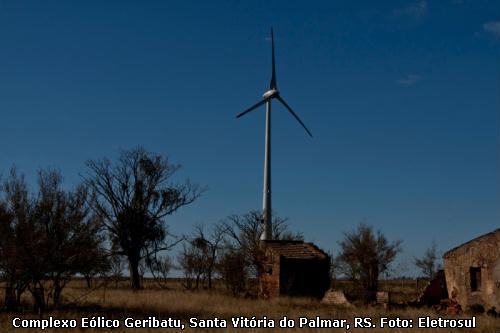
[444,230,500,310]
[416,270,448,306]
[258,241,330,299]
[259,250,281,298]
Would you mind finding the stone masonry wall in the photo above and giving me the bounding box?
[444,230,500,310]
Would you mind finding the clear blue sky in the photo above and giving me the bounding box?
[1,0,499,276]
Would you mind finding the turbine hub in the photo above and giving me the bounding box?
[263,89,278,99]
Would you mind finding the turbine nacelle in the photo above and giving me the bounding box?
[262,89,279,99]
[236,28,312,138]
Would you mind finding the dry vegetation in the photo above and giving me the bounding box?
[1,279,499,333]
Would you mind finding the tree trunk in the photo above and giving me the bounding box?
[362,265,379,303]
[4,286,17,311]
[16,288,22,307]
[208,251,216,289]
[53,280,62,308]
[85,275,92,288]
[128,253,142,290]
[33,286,45,313]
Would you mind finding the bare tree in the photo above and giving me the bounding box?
[108,254,126,288]
[0,168,104,309]
[222,211,303,280]
[177,223,226,290]
[32,170,104,308]
[191,223,225,289]
[415,241,441,279]
[217,249,247,296]
[178,242,206,289]
[147,255,172,288]
[218,211,303,293]
[0,168,30,309]
[79,251,110,289]
[336,223,402,302]
[83,147,203,289]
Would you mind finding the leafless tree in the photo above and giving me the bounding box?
[336,223,402,303]
[32,170,103,308]
[177,223,226,290]
[108,254,126,288]
[192,223,226,289]
[415,241,441,279]
[0,168,30,309]
[178,242,206,289]
[217,249,247,296]
[80,254,110,289]
[0,168,104,309]
[147,255,172,288]
[222,210,303,278]
[83,147,204,289]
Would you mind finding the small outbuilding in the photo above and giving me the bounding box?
[443,228,500,311]
[259,240,330,298]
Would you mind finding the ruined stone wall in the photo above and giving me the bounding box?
[259,249,281,298]
[444,231,500,310]
[258,241,331,299]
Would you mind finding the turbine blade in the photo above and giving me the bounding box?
[277,96,313,137]
[270,27,277,90]
[236,99,268,118]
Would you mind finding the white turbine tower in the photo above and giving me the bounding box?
[237,28,313,241]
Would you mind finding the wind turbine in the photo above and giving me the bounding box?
[236,28,312,241]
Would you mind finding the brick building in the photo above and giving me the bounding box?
[259,240,330,298]
[443,228,500,311]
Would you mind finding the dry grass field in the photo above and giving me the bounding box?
[0,279,499,333]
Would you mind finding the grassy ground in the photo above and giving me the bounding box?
[0,279,498,332]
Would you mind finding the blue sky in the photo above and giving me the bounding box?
[1,0,499,276]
